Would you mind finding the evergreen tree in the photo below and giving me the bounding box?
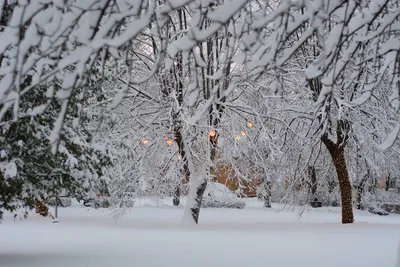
[0,73,111,220]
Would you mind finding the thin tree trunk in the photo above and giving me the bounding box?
[171,8,187,206]
[263,180,271,208]
[191,179,207,223]
[355,186,363,210]
[173,125,190,206]
[386,174,391,191]
[355,180,364,210]
[355,170,369,210]
[173,186,180,206]
[322,135,354,224]
[308,166,318,199]
[182,178,207,224]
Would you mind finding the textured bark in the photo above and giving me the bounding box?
[355,182,364,210]
[263,181,272,208]
[190,180,208,224]
[355,172,368,210]
[209,134,218,181]
[386,174,391,191]
[307,49,354,222]
[172,186,180,206]
[322,135,354,224]
[173,126,190,206]
[308,166,318,198]
[171,9,188,206]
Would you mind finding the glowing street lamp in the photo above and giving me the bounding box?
[247,122,253,128]
[166,138,173,145]
[142,139,149,145]
[208,129,216,137]
[235,135,241,141]
[241,130,247,136]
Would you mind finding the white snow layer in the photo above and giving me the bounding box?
[1,199,400,267]
[2,162,17,178]
[379,124,400,150]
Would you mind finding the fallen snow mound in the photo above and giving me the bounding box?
[201,182,245,209]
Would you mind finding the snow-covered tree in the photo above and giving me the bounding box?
[245,0,400,223]
[0,71,111,220]
[1,0,400,225]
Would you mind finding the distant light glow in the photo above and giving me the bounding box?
[208,130,216,137]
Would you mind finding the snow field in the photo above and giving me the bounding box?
[1,199,400,267]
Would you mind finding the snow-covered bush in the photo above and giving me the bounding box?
[201,182,245,209]
[111,194,134,209]
[361,190,400,215]
[83,197,111,209]
[362,190,400,206]
[375,190,400,204]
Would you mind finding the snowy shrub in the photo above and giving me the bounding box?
[201,198,246,209]
[201,182,245,209]
[360,197,390,216]
[83,197,111,208]
[111,194,134,208]
[375,190,400,204]
[367,205,390,216]
[362,189,400,206]
[320,188,340,207]
[362,190,400,215]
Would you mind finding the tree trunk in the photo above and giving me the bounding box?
[263,180,272,208]
[182,178,208,224]
[190,180,207,223]
[173,186,180,206]
[355,171,369,210]
[322,136,354,224]
[173,127,191,206]
[171,9,187,206]
[355,183,364,210]
[308,166,318,199]
[386,174,391,191]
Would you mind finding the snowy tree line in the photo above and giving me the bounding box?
[0,0,399,224]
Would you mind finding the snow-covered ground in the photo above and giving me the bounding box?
[1,199,400,267]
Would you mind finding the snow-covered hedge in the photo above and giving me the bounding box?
[201,182,245,209]
[83,197,111,208]
[375,189,400,204]
[361,190,400,215]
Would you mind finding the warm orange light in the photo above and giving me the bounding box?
[247,122,253,128]
[178,154,182,160]
[166,138,173,145]
[208,130,216,137]
[142,139,149,145]
[235,136,241,141]
[241,130,246,136]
